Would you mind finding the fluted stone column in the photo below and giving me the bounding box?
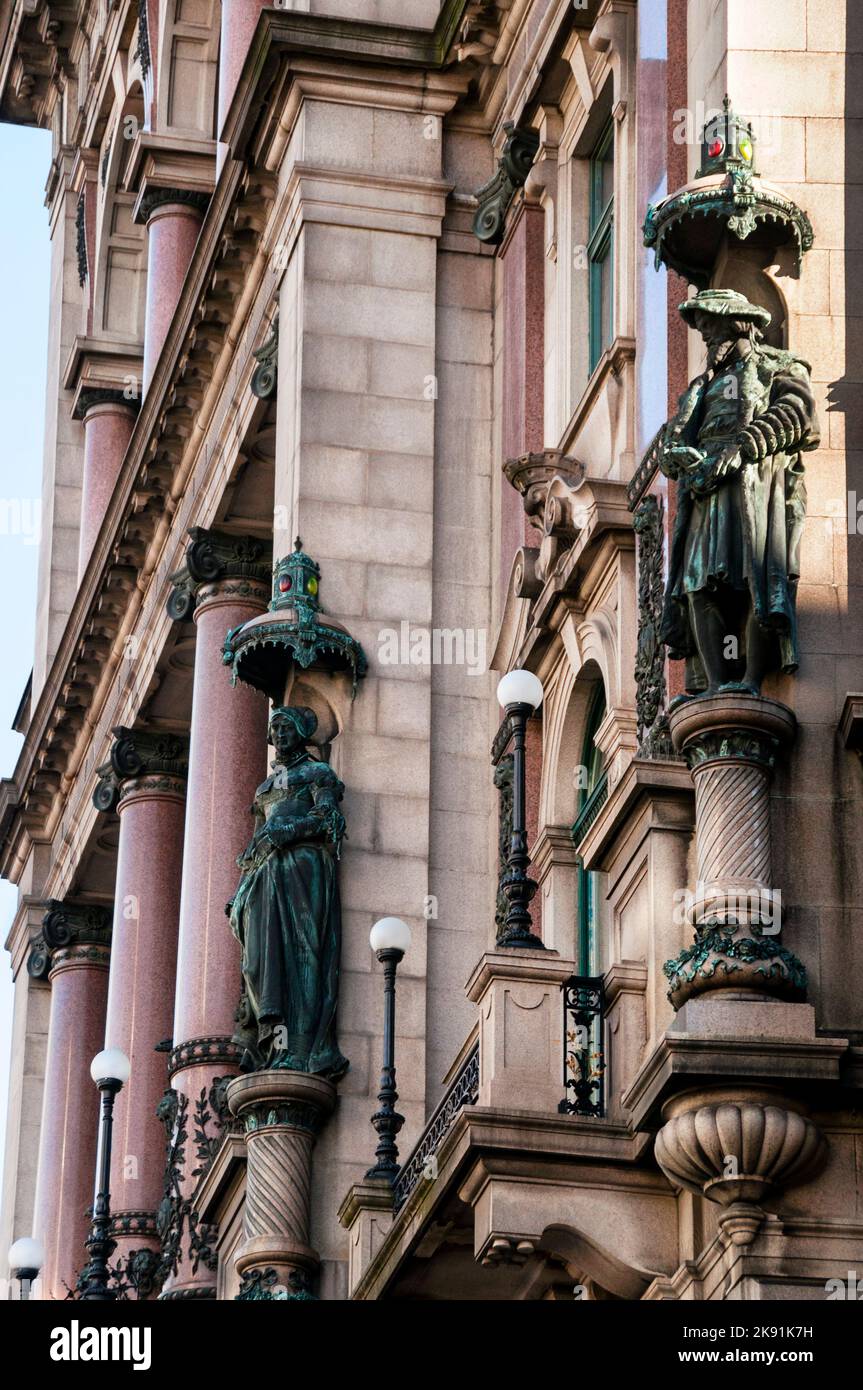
[664,694,805,1009]
[227,1072,336,1299]
[139,190,208,393]
[74,392,137,579]
[93,729,189,1297]
[28,902,112,1300]
[160,529,270,1298]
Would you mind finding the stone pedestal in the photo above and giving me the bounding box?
[337,1181,394,1298]
[664,694,805,1009]
[141,192,207,393]
[466,950,575,1113]
[29,903,112,1300]
[227,1071,336,1299]
[77,398,136,579]
[102,758,187,1296]
[162,535,270,1298]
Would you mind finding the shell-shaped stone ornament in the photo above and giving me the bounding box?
[655,1094,826,1207]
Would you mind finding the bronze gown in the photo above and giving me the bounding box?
[230,755,349,1078]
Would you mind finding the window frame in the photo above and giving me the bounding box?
[587,118,615,374]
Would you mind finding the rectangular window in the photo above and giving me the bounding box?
[588,120,614,373]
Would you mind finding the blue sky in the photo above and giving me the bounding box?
[0,123,51,1199]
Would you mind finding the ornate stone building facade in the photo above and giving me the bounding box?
[1,0,861,1302]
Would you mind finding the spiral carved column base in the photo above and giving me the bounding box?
[227,1070,336,1300]
[655,1085,827,1245]
[664,695,805,1010]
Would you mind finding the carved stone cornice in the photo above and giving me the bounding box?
[93,728,189,813]
[472,122,539,244]
[27,898,112,980]
[166,529,272,622]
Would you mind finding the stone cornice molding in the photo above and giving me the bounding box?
[221,3,472,162]
[275,164,454,257]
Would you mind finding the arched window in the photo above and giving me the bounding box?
[573,684,607,974]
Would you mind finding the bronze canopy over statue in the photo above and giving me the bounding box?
[658,288,820,696]
[229,704,349,1078]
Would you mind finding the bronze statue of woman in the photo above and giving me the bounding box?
[229,705,349,1079]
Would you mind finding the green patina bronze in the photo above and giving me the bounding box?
[657,288,820,697]
[229,705,349,1079]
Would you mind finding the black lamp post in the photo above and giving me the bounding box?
[366,916,412,1182]
[78,1047,130,1301]
[8,1236,43,1300]
[497,669,545,949]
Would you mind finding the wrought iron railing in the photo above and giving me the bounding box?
[392,1043,479,1211]
[570,771,609,847]
[558,975,605,1118]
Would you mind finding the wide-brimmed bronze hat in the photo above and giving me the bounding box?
[679,287,771,330]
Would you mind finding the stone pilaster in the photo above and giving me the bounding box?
[663,694,805,1010]
[161,528,270,1299]
[94,728,189,1297]
[29,901,112,1300]
[227,1071,336,1299]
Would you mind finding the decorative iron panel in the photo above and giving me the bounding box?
[558,976,605,1118]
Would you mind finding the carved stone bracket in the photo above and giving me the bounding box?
[166,527,272,622]
[655,1085,826,1246]
[250,317,278,399]
[472,122,539,244]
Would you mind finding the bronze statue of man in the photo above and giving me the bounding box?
[659,288,819,697]
[229,705,349,1078]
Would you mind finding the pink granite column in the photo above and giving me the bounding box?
[216,0,268,174]
[29,902,112,1300]
[77,397,136,580]
[99,741,187,1298]
[141,193,207,394]
[161,532,270,1297]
